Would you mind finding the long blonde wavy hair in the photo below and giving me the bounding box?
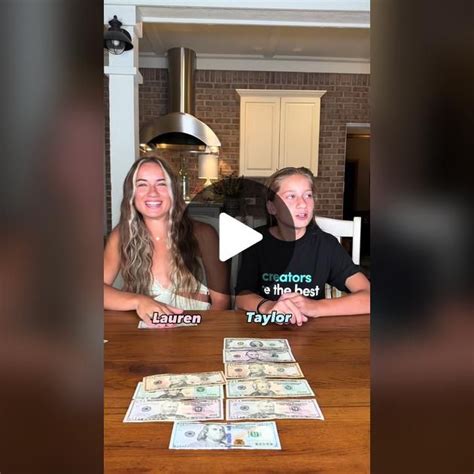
[118,157,203,297]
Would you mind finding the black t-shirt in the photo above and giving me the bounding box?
[235,222,360,300]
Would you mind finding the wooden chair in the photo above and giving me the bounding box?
[315,215,362,298]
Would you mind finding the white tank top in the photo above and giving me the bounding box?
[150,258,211,310]
[150,280,211,310]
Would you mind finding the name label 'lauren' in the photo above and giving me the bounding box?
[152,313,202,325]
[246,311,292,326]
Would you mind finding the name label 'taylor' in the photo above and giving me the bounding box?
[246,310,292,326]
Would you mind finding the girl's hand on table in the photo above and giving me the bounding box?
[135,295,183,328]
[279,292,319,318]
[262,297,308,327]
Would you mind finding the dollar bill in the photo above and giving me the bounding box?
[226,379,314,398]
[223,349,295,363]
[123,399,224,423]
[169,421,281,450]
[133,382,224,401]
[227,398,324,421]
[138,321,197,329]
[225,362,304,379]
[224,338,290,351]
[143,371,226,392]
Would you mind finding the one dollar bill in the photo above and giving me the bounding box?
[227,398,324,421]
[133,382,223,400]
[224,338,291,351]
[225,362,304,379]
[169,421,281,450]
[143,371,226,391]
[227,379,314,398]
[123,399,223,423]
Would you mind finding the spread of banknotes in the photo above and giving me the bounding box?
[169,421,281,450]
[143,371,226,391]
[122,337,324,449]
[225,362,304,379]
[226,378,315,398]
[226,398,325,421]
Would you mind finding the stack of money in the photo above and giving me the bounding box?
[223,338,324,421]
[124,338,323,450]
[123,371,226,422]
[169,338,323,450]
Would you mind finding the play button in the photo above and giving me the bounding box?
[219,213,263,262]
[186,176,295,295]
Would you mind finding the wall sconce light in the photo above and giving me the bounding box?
[104,15,133,55]
[198,154,219,187]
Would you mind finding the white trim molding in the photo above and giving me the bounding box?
[104,66,144,83]
[104,0,369,29]
[237,89,327,98]
[104,0,369,12]
[139,7,369,28]
[139,53,370,74]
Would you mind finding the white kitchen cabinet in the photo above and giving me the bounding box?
[237,90,326,177]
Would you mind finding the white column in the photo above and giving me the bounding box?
[104,5,143,227]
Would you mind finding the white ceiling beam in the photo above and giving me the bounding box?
[103,1,369,28]
[143,24,166,56]
[263,27,281,59]
[138,7,369,28]
[139,52,370,74]
[104,1,369,12]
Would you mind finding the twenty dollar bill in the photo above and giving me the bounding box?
[133,382,223,401]
[143,371,226,391]
[226,379,314,398]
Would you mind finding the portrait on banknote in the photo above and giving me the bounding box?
[250,380,277,396]
[245,350,283,361]
[169,376,188,388]
[152,401,184,420]
[248,365,267,378]
[189,424,228,448]
[157,389,185,399]
[254,400,277,418]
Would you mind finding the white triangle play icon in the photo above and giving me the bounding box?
[219,213,263,262]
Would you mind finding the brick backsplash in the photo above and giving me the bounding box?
[105,69,369,232]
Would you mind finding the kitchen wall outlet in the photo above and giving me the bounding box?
[244,197,256,205]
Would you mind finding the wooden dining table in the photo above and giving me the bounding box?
[105,310,370,473]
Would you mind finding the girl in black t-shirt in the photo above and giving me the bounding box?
[235,167,370,325]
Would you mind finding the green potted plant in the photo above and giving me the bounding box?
[213,172,244,216]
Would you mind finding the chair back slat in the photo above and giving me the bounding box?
[315,215,362,298]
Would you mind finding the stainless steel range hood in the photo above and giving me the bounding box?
[140,47,221,153]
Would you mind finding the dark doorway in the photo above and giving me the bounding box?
[344,126,370,275]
